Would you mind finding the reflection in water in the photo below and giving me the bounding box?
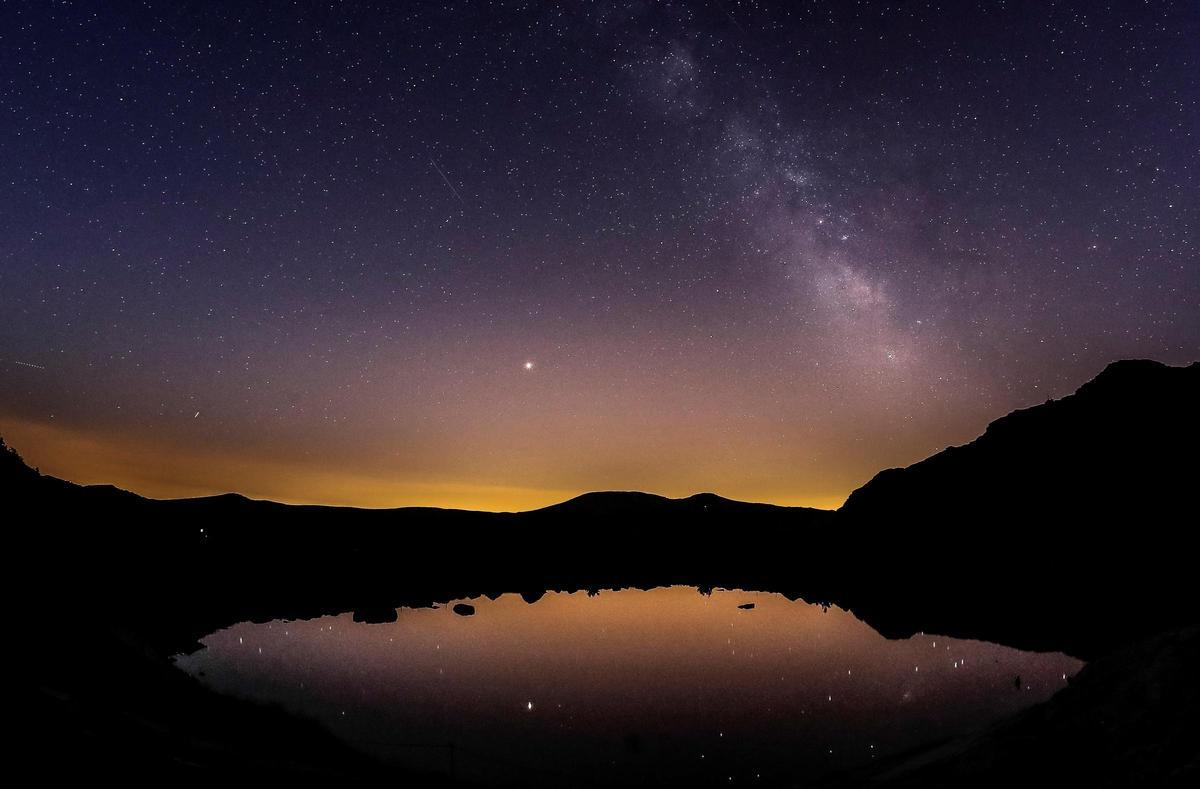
[176,587,1082,786]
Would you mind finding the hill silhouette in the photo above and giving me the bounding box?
[842,359,1196,523]
[7,358,1195,656]
[834,359,1198,656]
[11,358,1199,784]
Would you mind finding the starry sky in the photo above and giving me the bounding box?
[1,1,1197,510]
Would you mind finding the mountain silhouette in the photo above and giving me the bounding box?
[6,358,1197,658]
[11,358,1199,784]
[842,359,1197,524]
[833,359,1198,657]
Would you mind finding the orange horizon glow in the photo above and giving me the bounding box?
[3,4,1198,530]
[3,415,858,512]
[3,356,1155,514]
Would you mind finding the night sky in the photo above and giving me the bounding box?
[2,1,1197,510]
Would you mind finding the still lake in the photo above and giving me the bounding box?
[176,586,1082,786]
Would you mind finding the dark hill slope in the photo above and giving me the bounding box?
[836,359,1199,656]
[842,359,1197,525]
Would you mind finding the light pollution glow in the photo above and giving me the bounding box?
[2,3,1197,511]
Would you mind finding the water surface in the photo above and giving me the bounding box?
[176,587,1082,786]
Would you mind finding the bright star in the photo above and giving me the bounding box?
[524,361,534,370]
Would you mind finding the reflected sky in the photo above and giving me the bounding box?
[176,587,1082,786]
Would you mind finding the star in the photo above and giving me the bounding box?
[1,0,1191,525]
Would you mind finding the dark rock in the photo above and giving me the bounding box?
[351,607,398,624]
[452,603,475,616]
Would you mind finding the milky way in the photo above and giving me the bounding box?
[1,2,1197,509]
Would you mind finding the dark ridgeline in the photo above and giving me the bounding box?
[837,359,1198,657]
[11,459,840,661]
[12,358,1199,786]
[11,359,1196,657]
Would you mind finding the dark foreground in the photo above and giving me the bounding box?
[13,359,1200,785]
